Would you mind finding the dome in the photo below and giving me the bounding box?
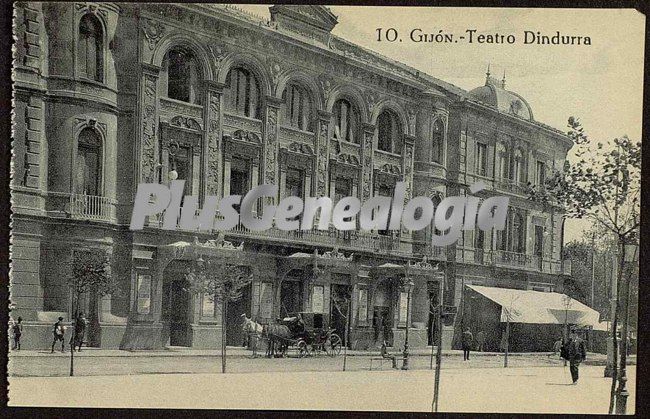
[467,72,534,121]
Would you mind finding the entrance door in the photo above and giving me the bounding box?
[330,284,350,346]
[226,283,252,346]
[168,280,191,346]
[427,286,440,346]
[280,280,302,317]
[373,307,392,346]
[534,225,544,269]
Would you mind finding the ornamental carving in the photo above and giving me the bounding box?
[409,256,435,270]
[403,142,414,206]
[379,163,401,175]
[336,153,360,166]
[231,129,261,144]
[406,105,418,135]
[142,19,165,51]
[141,74,158,183]
[321,247,354,261]
[264,107,279,184]
[361,130,374,201]
[170,115,201,131]
[365,90,380,113]
[267,58,282,90]
[316,121,329,197]
[318,74,335,104]
[287,142,314,155]
[207,92,221,196]
[208,45,228,70]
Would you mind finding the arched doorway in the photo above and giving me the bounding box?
[226,281,252,346]
[161,260,193,347]
[372,279,393,346]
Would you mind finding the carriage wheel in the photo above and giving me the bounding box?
[297,340,310,358]
[327,334,343,356]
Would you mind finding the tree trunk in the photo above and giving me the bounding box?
[504,318,510,368]
[608,239,625,414]
[70,293,78,377]
[222,297,227,374]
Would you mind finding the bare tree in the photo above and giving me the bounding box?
[186,258,252,373]
[68,249,115,376]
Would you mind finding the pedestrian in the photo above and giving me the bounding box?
[380,340,398,369]
[561,328,587,384]
[12,316,23,350]
[51,316,66,353]
[462,328,473,361]
[70,312,87,352]
[551,337,563,359]
[475,330,485,352]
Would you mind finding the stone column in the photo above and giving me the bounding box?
[204,81,225,198]
[360,123,375,202]
[138,64,161,184]
[263,97,282,199]
[315,110,331,198]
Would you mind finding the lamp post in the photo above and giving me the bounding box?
[401,279,414,370]
[604,250,618,378]
[615,242,638,414]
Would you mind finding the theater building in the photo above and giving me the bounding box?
[11,3,573,350]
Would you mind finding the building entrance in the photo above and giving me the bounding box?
[162,269,192,347]
[280,280,302,318]
[330,284,350,346]
[226,283,252,346]
[427,286,440,346]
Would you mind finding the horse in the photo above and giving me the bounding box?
[241,314,263,349]
[263,323,292,358]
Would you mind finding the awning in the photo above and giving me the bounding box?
[467,285,600,327]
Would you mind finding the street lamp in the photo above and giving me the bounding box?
[401,279,415,370]
[615,242,638,414]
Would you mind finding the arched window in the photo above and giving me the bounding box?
[75,128,102,196]
[431,120,444,163]
[377,109,402,154]
[78,14,103,82]
[162,48,201,104]
[282,83,312,132]
[224,67,261,119]
[332,99,359,144]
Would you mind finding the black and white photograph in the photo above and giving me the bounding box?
[6,2,645,414]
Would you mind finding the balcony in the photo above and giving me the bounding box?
[496,179,528,196]
[69,194,113,222]
[493,250,538,270]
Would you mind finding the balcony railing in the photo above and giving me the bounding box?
[494,250,532,268]
[496,179,528,195]
[69,194,113,222]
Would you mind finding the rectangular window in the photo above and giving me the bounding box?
[285,168,304,199]
[476,142,487,176]
[136,274,151,315]
[334,177,352,203]
[358,288,368,323]
[399,291,409,324]
[201,294,215,317]
[312,285,324,313]
[536,161,546,186]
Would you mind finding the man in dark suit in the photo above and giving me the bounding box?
[562,328,587,384]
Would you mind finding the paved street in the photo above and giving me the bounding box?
[9,347,610,377]
[8,365,635,413]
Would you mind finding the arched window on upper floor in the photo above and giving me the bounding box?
[161,48,202,104]
[224,67,261,119]
[282,83,313,132]
[332,99,359,144]
[377,109,403,154]
[78,14,104,82]
[513,149,524,184]
[431,120,444,163]
[512,213,525,253]
[75,128,102,196]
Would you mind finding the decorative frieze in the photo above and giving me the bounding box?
[315,113,330,197]
[140,69,159,183]
[205,90,222,196]
[264,104,280,185]
[360,124,375,202]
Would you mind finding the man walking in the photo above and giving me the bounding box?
[51,316,66,353]
[562,328,587,384]
[462,328,473,361]
[70,312,87,352]
[12,317,23,350]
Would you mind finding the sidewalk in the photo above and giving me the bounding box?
[8,346,635,365]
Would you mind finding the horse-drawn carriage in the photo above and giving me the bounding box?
[243,312,343,358]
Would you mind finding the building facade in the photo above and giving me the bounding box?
[11,3,573,350]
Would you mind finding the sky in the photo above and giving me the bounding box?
[232,5,645,243]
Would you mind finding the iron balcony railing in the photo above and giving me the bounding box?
[69,194,113,222]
